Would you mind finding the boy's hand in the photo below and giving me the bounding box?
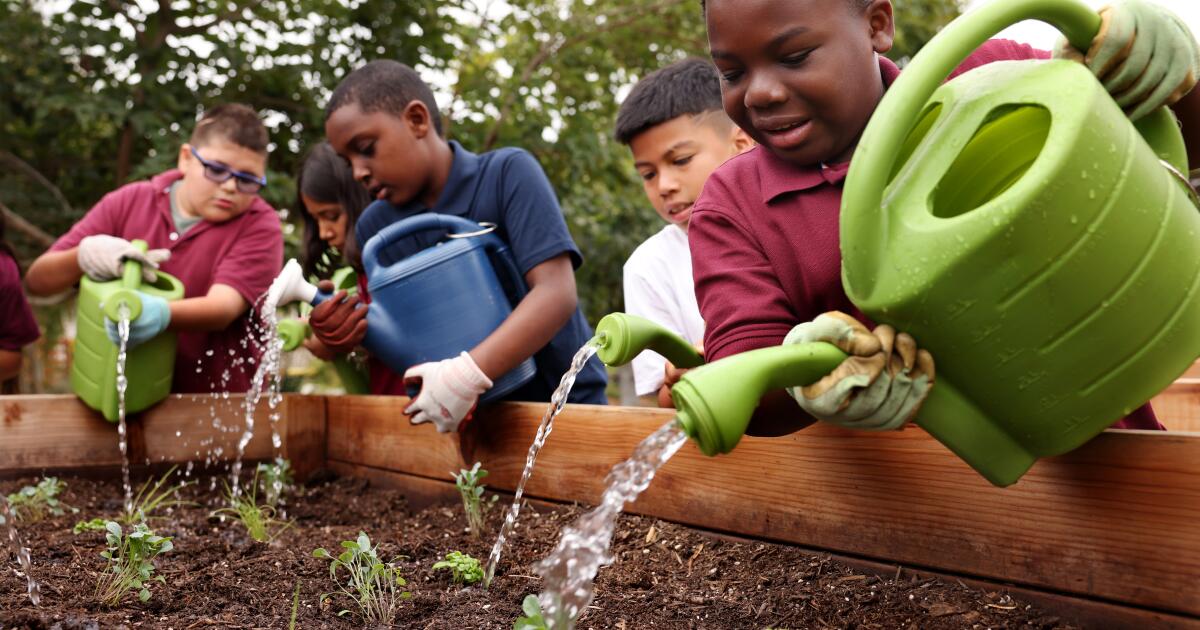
[784,311,934,431]
[104,293,170,349]
[403,351,493,433]
[302,335,338,362]
[309,283,367,354]
[1054,0,1200,120]
[78,235,170,283]
[657,344,704,409]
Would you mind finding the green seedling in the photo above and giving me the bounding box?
[6,477,73,522]
[94,521,173,606]
[453,462,498,538]
[73,467,193,534]
[289,580,301,630]
[74,517,108,534]
[212,471,292,543]
[432,550,484,585]
[256,457,293,508]
[513,594,550,630]
[312,532,411,625]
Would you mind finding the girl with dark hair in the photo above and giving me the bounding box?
[0,212,41,385]
[296,142,371,277]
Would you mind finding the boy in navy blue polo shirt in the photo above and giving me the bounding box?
[311,60,608,431]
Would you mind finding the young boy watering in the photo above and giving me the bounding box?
[25,104,284,393]
[614,57,752,406]
[684,0,1200,432]
[310,60,608,432]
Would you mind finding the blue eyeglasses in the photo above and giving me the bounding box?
[190,147,267,194]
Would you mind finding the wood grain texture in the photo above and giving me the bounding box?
[329,399,1200,618]
[1154,380,1200,433]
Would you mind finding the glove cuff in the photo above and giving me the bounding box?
[452,351,493,395]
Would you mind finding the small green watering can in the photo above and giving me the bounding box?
[276,266,369,395]
[600,0,1200,487]
[72,240,184,422]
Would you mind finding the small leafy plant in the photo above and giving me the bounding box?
[74,467,193,534]
[6,477,73,522]
[94,521,173,606]
[453,462,498,538]
[256,457,293,508]
[212,471,292,543]
[513,594,550,630]
[312,532,411,625]
[432,550,484,585]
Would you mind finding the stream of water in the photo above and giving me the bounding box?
[483,340,600,587]
[115,307,133,515]
[229,290,285,499]
[533,419,688,629]
[2,497,41,605]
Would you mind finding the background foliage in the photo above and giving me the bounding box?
[0,0,960,390]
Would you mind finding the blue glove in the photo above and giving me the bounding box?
[105,293,171,349]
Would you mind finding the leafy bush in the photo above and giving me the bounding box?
[513,594,550,630]
[432,551,484,585]
[452,462,497,539]
[6,477,72,522]
[94,521,173,606]
[312,532,411,625]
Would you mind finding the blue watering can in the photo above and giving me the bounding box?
[273,213,537,402]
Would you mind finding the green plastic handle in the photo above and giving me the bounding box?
[277,319,311,352]
[103,239,150,322]
[843,0,1101,240]
[593,313,704,369]
[672,342,848,456]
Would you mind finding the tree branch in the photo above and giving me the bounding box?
[0,201,55,248]
[0,151,72,214]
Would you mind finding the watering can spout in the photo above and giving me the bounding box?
[593,313,704,369]
[271,259,319,307]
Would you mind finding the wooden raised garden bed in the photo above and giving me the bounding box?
[1,382,1198,628]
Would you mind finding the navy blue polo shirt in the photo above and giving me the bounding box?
[356,141,608,405]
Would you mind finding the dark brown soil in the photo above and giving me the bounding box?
[1,472,1080,629]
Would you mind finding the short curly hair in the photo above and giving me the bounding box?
[324,60,444,137]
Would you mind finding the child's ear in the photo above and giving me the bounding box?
[866,0,896,55]
[177,143,193,172]
[730,127,755,155]
[404,100,433,139]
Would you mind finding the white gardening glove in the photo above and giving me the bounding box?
[783,311,935,431]
[78,235,170,283]
[403,351,493,433]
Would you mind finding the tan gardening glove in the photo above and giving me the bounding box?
[77,235,170,283]
[783,312,935,431]
[1054,0,1200,121]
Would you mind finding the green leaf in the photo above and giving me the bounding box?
[313,548,329,559]
[139,588,151,602]
[522,594,542,617]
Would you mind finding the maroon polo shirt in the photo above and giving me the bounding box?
[690,40,1161,430]
[0,253,40,352]
[50,169,284,394]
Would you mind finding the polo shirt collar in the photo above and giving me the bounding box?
[431,140,480,216]
[760,54,902,204]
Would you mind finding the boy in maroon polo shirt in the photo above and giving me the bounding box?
[684,0,1200,433]
[25,104,283,393]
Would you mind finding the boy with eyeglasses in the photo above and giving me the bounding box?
[26,103,284,394]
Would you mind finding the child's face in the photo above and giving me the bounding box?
[303,196,348,251]
[176,141,267,223]
[629,114,752,230]
[707,0,894,167]
[325,102,434,207]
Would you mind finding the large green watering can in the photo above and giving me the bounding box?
[276,266,369,394]
[72,240,184,422]
[601,0,1200,487]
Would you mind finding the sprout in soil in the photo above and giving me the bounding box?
[513,594,550,630]
[432,550,484,585]
[312,532,411,625]
[6,477,74,523]
[212,469,292,543]
[94,521,173,607]
[256,457,293,508]
[73,467,194,533]
[452,462,498,538]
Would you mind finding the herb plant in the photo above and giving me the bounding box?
[312,532,411,625]
[124,466,193,524]
[94,521,173,606]
[212,471,292,543]
[256,457,293,508]
[432,551,484,585]
[513,594,550,630]
[452,462,497,538]
[6,477,72,522]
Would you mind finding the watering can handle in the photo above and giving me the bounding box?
[843,0,1101,221]
[102,240,151,322]
[360,211,492,279]
[480,238,530,306]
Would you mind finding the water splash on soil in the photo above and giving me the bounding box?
[533,419,688,629]
[2,496,41,605]
[484,340,600,586]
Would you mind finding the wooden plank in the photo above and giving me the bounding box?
[0,393,310,477]
[326,459,460,510]
[329,399,1200,618]
[326,395,466,479]
[280,395,327,482]
[1154,380,1200,433]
